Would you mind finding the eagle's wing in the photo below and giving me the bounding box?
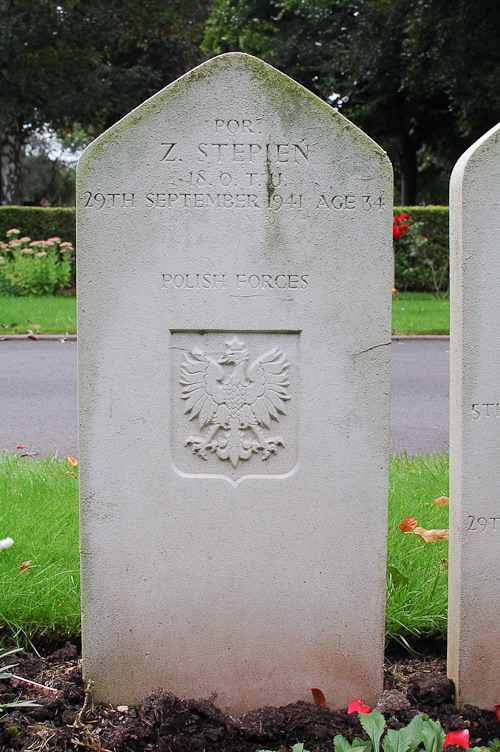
[180,349,225,428]
[244,347,291,428]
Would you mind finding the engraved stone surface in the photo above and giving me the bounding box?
[77,53,392,712]
[449,122,500,707]
[173,331,297,485]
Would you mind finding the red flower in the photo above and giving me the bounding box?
[443,729,469,748]
[348,700,371,714]
[402,224,409,232]
[393,225,402,240]
[495,704,500,720]
[393,215,401,224]
[400,212,408,220]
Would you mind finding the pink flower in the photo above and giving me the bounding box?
[443,729,469,748]
[348,700,371,714]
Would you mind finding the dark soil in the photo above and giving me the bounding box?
[1,641,500,751]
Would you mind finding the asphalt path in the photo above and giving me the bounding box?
[390,337,449,456]
[0,337,449,458]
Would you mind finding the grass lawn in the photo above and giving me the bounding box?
[386,453,449,647]
[392,292,450,335]
[0,455,80,649]
[0,453,448,651]
[0,292,449,336]
[0,295,77,335]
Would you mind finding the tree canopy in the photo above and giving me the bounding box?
[0,0,209,204]
[204,0,500,204]
[4,0,500,205]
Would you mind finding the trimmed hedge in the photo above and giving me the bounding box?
[394,206,449,295]
[0,207,75,246]
[0,205,450,295]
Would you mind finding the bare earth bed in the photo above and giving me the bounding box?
[1,642,500,751]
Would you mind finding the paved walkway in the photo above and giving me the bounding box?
[0,336,449,458]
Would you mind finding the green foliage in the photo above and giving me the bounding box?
[21,141,76,208]
[0,0,211,203]
[0,207,75,246]
[383,714,424,752]
[261,717,487,752]
[204,0,500,204]
[0,209,75,287]
[258,745,309,752]
[360,712,386,752]
[394,207,449,295]
[420,718,445,752]
[0,228,73,295]
[334,713,446,752]
[335,737,371,752]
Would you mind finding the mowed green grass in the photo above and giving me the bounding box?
[392,292,450,335]
[0,453,448,650]
[0,295,76,335]
[0,292,449,336]
[386,453,449,647]
[0,455,80,648]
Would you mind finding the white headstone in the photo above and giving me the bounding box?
[449,122,500,707]
[77,53,393,712]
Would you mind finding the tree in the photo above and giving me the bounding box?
[204,0,500,204]
[0,0,210,205]
[20,132,76,207]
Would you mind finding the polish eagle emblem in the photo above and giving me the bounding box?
[180,336,291,468]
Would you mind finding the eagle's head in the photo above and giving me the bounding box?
[219,336,249,365]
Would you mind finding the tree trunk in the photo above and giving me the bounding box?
[0,122,23,205]
[397,131,417,205]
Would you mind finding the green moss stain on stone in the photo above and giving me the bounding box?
[79,52,390,180]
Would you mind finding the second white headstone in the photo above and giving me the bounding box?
[449,122,500,707]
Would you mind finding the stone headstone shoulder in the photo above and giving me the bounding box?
[449,121,500,708]
[77,52,393,712]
